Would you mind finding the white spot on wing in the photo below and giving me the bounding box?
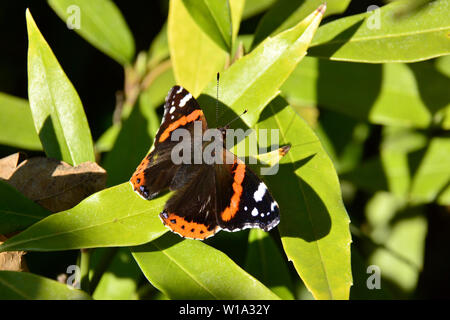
[179,93,192,107]
[244,206,248,211]
[176,87,183,94]
[251,207,258,216]
[253,183,267,202]
[169,106,176,114]
[271,201,278,211]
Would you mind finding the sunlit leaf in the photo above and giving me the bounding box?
[0,271,91,299]
[309,0,450,63]
[48,0,135,65]
[0,94,42,151]
[0,183,170,252]
[26,10,95,166]
[131,233,281,300]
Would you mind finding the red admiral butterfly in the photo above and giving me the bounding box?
[130,86,280,240]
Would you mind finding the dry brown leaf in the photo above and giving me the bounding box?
[0,152,27,180]
[0,234,27,271]
[5,157,107,212]
[1,154,107,212]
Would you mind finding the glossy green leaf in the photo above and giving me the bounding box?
[281,57,449,128]
[0,93,42,151]
[242,0,276,19]
[168,0,228,97]
[245,229,295,300]
[199,4,325,127]
[26,10,95,166]
[48,0,135,65]
[309,0,450,63]
[410,137,450,204]
[182,0,232,52]
[0,180,50,234]
[229,0,245,43]
[92,248,142,300]
[252,0,351,48]
[255,96,352,300]
[131,233,280,300]
[0,183,170,252]
[380,127,428,198]
[0,271,91,300]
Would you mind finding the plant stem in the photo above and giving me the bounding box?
[80,248,91,293]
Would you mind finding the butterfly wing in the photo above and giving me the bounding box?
[130,86,207,199]
[215,149,280,232]
[160,163,220,240]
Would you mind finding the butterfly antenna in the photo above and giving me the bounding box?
[216,72,220,127]
[223,109,248,128]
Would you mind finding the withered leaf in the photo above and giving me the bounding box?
[0,234,27,271]
[3,155,107,212]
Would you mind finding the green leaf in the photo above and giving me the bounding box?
[0,180,51,234]
[252,0,351,49]
[0,93,42,151]
[410,136,450,204]
[26,10,95,166]
[199,4,325,127]
[92,248,142,300]
[0,183,170,252]
[380,127,428,198]
[255,96,352,300]
[182,0,232,52]
[168,0,228,97]
[131,233,281,300]
[245,229,295,300]
[242,0,276,19]
[309,0,450,63]
[281,57,448,128]
[366,197,427,294]
[48,0,135,65]
[0,271,91,300]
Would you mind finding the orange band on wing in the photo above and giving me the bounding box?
[159,110,203,142]
[221,163,246,222]
[160,212,217,240]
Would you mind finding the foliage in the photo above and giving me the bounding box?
[0,0,449,300]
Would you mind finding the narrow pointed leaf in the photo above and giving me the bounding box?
[48,0,135,65]
[0,271,91,300]
[252,0,351,48]
[26,10,95,166]
[131,233,280,300]
[245,229,295,300]
[0,180,50,234]
[242,0,277,19]
[182,0,232,52]
[199,4,326,127]
[169,0,228,97]
[255,96,352,300]
[0,183,170,252]
[410,137,450,204]
[309,0,450,63]
[0,93,42,151]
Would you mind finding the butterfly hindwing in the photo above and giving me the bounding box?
[160,163,220,240]
[215,151,280,232]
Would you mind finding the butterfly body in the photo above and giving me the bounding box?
[130,86,280,240]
